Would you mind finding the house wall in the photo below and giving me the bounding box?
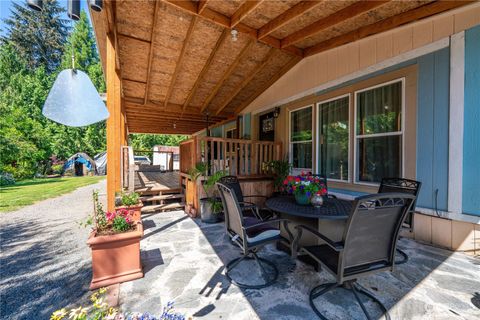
[242,5,480,253]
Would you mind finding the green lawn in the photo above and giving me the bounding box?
[0,176,105,212]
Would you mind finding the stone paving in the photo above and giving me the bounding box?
[120,210,480,320]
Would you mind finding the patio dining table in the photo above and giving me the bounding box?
[265,196,354,267]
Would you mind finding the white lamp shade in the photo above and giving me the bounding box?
[43,69,109,127]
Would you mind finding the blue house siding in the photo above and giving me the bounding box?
[463,25,480,216]
[416,48,450,211]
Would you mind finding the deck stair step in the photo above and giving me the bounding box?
[141,202,185,213]
[141,194,184,202]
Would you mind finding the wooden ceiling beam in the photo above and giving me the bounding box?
[281,0,390,48]
[234,56,301,114]
[143,0,161,105]
[200,40,254,112]
[125,111,223,122]
[304,0,473,57]
[197,0,210,14]
[215,48,276,115]
[163,0,304,57]
[258,1,323,40]
[231,1,263,28]
[164,16,198,108]
[182,29,228,111]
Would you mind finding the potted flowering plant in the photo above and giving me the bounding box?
[115,191,143,222]
[86,191,143,290]
[283,172,327,205]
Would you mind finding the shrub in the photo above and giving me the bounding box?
[0,172,15,186]
[120,192,140,207]
[51,163,64,174]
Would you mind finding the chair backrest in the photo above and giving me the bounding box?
[219,175,244,203]
[340,193,415,274]
[378,178,421,212]
[216,182,245,240]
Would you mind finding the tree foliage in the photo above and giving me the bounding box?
[1,0,69,73]
[0,3,187,180]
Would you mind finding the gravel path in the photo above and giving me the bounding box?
[0,180,107,320]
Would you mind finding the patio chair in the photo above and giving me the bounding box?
[216,181,290,289]
[218,175,274,220]
[379,177,422,265]
[293,193,416,320]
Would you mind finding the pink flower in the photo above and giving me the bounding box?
[106,211,116,222]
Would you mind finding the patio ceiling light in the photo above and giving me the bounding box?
[27,0,43,11]
[42,69,109,127]
[231,29,238,42]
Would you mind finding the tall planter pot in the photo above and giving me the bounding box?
[199,198,220,224]
[87,222,144,290]
[116,201,143,222]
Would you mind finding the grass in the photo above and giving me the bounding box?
[0,176,105,212]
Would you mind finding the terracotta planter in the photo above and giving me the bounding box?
[116,201,143,222]
[87,222,144,290]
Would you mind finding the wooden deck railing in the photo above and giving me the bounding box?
[180,136,282,177]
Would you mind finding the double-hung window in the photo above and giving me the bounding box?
[354,79,404,183]
[317,95,350,181]
[290,106,313,171]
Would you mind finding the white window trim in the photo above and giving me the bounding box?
[316,93,351,183]
[353,78,406,186]
[289,104,314,172]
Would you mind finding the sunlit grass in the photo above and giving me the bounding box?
[0,176,105,212]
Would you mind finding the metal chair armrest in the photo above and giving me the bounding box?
[294,225,344,251]
[326,194,337,199]
[243,218,290,231]
[238,201,257,208]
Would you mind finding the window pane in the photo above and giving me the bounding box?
[319,97,349,180]
[357,81,402,135]
[291,107,312,141]
[357,135,401,183]
[292,142,312,169]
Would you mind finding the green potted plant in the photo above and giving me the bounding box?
[268,159,291,194]
[115,191,143,222]
[86,191,143,290]
[189,162,226,223]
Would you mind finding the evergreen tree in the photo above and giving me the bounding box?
[1,0,69,73]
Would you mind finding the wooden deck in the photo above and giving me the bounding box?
[134,171,181,194]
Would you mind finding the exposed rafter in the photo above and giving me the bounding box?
[231,1,263,28]
[215,48,276,115]
[304,0,473,57]
[200,40,254,112]
[143,0,161,105]
[281,0,390,48]
[235,56,301,114]
[164,16,198,108]
[182,29,228,111]
[197,0,210,14]
[258,1,323,40]
[163,0,304,57]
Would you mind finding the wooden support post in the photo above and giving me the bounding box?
[106,33,123,211]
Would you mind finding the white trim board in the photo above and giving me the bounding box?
[248,38,449,116]
[448,31,465,215]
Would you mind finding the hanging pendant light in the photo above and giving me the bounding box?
[88,0,103,12]
[42,69,109,127]
[27,0,43,11]
[68,0,80,21]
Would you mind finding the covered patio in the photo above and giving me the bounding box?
[119,210,480,319]
[87,0,480,319]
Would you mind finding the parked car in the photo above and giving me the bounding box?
[134,156,151,165]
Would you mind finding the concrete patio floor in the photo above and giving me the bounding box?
[120,210,480,320]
